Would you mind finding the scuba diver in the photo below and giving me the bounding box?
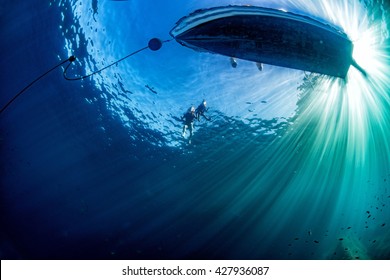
[195,99,211,121]
[182,106,196,141]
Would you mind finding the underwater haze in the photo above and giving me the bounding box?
[1,0,390,259]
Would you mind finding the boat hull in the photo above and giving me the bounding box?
[170,6,354,78]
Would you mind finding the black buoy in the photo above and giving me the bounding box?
[148,38,163,51]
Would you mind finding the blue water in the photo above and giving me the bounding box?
[1,0,389,259]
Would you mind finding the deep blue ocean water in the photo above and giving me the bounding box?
[1,0,390,259]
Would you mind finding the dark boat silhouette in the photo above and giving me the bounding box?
[170,5,364,78]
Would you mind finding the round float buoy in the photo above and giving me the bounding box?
[148,38,163,51]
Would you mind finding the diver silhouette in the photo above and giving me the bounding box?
[182,106,196,142]
[195,99,210,121]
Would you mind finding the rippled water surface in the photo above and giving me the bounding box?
[1,0,389,259]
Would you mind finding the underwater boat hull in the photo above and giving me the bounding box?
[170,6,354,78]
